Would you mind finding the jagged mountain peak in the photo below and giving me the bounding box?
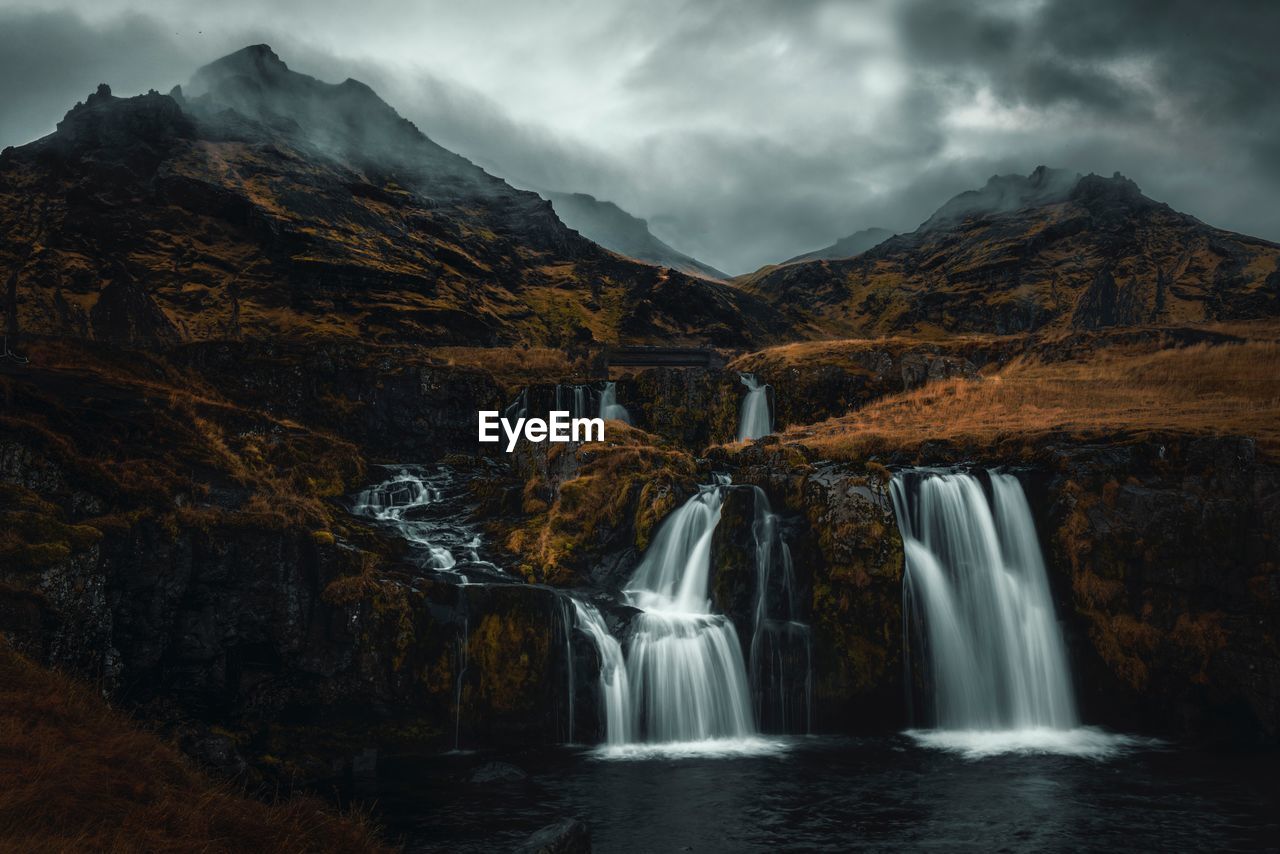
[0,46,779,349]
[919,165,1082,232]
[193,43,290,83]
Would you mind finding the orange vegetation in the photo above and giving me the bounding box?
[783,340,1280,459]
[426,345,577,391]
[0,638,392,854]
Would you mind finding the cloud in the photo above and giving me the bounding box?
[1,1,1277,274]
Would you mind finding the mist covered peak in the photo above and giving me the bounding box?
[180,44,491,184]
[919,166,1081,232]
[193,44,289,86]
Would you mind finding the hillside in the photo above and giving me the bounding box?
[0,638,390,852]
[0,46,779,351]
[782,226,893,264]
[545,190,727,280]
[738,166,1280,337]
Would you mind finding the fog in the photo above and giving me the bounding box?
[2,0,1277,274]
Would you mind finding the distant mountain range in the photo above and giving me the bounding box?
[737,165,1280,336]
[0,45,776,349]
[782,227,895,265]
[543,191,727,280]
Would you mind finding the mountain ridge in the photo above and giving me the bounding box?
[0,45,781,350]
[738,166,1280,337]
[544,190,728,280]
[783,227,895,265]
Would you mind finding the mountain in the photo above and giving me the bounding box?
[0,45,778,349]
[544,191,727,280]
[737,165,1280,336]
[783,227,894,264]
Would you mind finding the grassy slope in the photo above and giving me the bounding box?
[0,638,393,854]
[780,335,1280,460]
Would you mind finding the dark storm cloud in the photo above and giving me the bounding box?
[891,0,1280,241]
[0,9,195,147]
[2,1,1278,273]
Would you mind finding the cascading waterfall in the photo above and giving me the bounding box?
[621,478,756,742]
[747,487,812,733]
[572,600,633,745]
[351,468,456,571]
[890,470,1078,733]
[737,373,772,442]
[598,381,632,424]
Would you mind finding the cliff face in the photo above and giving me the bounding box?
[1043,437,1280,740]
[739,167,1280,337]
[709,436,1280,742]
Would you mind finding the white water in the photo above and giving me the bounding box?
[351,469,456,570]
[906,726,1161,759]
[556,384,593,420]
[889,471,1141,757]
[747,487,812,732]
[736,373,772,442]
[620,479,758,744]
[598,381,632,424]
[892,471,1076,730]
[572,600,633,745]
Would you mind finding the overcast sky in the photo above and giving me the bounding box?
[1,0,1277,274]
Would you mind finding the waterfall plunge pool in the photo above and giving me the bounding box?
[376,734,1277,853]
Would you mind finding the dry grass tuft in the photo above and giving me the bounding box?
[0,638,394,854]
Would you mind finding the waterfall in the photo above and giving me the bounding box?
[558,596,576,742]
[890,470,1078,732]
[621,478,756,742]
[453,612,468,752]
[555,384,594,420]
[737,373,772,442]
[598,381,631,424]
[572,600,633,745]
[350,468,456,571]
[747,488,812,733]
[504,388,529,422]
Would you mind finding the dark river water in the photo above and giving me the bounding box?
[375,733,1279,853]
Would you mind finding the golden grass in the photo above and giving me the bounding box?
[0,638,394,854]
[502,422,697,584]
[728,332,1026,372]
[4,339,365,531]
[784,341,1280,459]
[425,346,578,391]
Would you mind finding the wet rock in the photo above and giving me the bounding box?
[515,818,591,854]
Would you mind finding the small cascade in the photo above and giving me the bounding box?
[737,373,772,442]
[622,478,756,742]
[558,596,577,742]
[598,381,631,424]
[453,611,469,752]
[890,470,1078,731]
[504,387,529,422]
[347,465,504,580]
[350,468,455,571]
[555,383,595,420]
[572,600,633,745]
[747,488,812,733]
